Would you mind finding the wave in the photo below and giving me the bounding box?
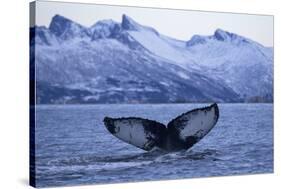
[37,148,221,175]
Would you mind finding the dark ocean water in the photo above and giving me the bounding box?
[35,104,273,187]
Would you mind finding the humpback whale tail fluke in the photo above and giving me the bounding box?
[103,103,219,151]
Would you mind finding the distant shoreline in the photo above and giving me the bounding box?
[33,102,273,106]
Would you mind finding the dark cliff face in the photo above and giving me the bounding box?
[121,14,140,31]
[49,14,90,40]
[49,15,72,37]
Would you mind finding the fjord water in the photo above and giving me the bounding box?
[35,104,273,187]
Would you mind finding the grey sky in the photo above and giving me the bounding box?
[35,0,274,47]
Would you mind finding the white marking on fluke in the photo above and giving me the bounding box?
[103,103,219,151]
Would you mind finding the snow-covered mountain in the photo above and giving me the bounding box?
[30,14,273,104]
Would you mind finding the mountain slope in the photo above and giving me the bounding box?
[185,29,273,99]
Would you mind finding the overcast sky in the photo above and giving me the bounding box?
[34,0,274,47]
